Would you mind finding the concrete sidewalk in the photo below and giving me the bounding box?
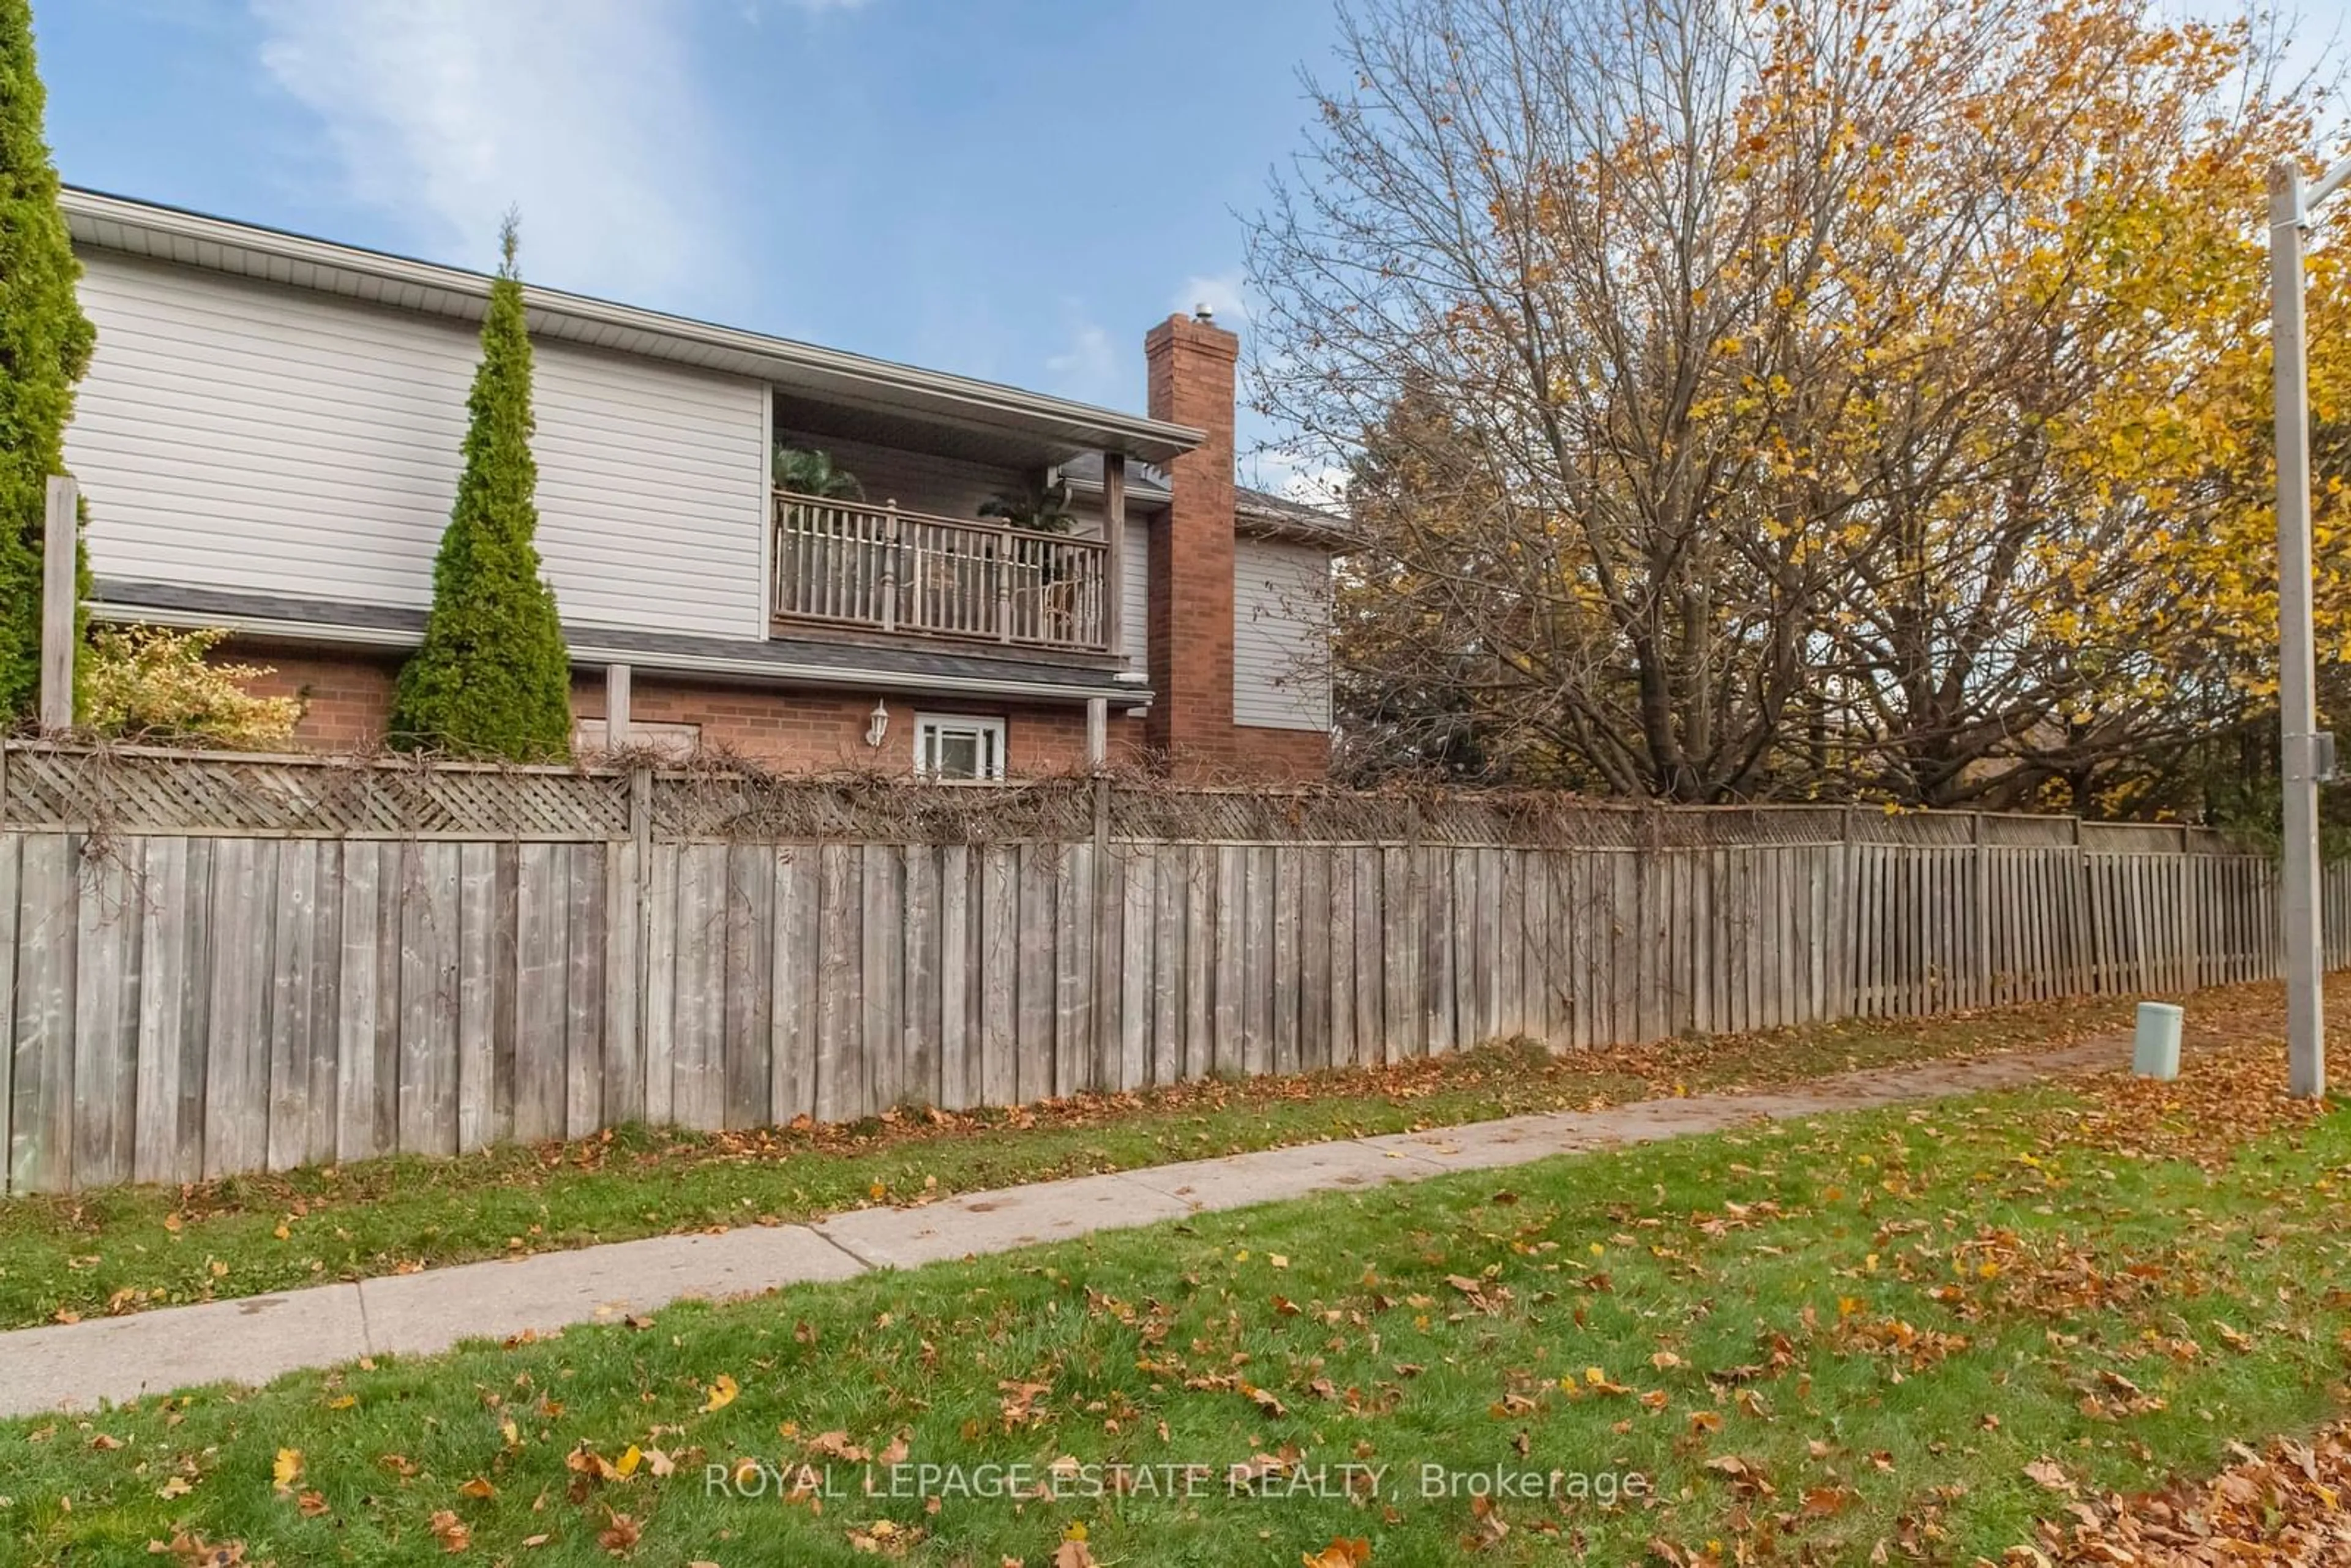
[0,1033,2129,1417]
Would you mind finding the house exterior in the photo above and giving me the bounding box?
[57,189,1345,779]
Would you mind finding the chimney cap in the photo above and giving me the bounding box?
[1193,302,1214,323]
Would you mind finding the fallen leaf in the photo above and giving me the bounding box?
[1802,1485,1856,1518]
[808,1430,871,1462]
[146,1534,247,1566]
[2025,1457,2074,1493]
[1242,1383,1289,1419]
[272,1449,302,1494]
[457,1477,497,1500]
[597,1509,642,1556]
[702,1375,740,1414]
[429,1509,471,1553]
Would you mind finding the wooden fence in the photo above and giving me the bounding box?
[1,743,2341,1194]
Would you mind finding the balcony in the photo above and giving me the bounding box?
[772,492,1112,654]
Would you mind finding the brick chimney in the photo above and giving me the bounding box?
[1144,309,1240,772]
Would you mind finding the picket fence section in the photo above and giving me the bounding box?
[0,749,2341,1193]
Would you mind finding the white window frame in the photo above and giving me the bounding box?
[572,717,702,762]
[912,713,1008,781]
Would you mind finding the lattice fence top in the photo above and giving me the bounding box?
[651,773,1101,843]
[1,743,631,839]
[0,741,2248,852]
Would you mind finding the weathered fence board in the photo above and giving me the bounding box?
[0,774,2339,1191]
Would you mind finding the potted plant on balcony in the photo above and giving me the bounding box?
[773,445,863,500]
[979,474,1085,642]
[977,473,1075,533]
[773,446,869,622]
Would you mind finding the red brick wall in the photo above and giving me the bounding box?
[228,645,399,750]
[1145,312,1242,779]
[215,640,1144,775]
[572,674,1146,775]
[1230,726,1330,782]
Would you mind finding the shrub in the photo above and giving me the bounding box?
[388,214,572,761]
[0,0,98,721]
[81,626,300,748]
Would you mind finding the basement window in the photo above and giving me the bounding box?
[573,718,701,761]
[914,714,1007,781]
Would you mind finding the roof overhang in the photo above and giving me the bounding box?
[89,586,1152,708]
[1236,493,1362,553]
[63,187,1204,468]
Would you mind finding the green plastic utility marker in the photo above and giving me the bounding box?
[2132,1001,2182,1079]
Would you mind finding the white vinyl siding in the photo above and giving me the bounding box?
[1122,520,1148,669]
[530,343,765,635]
[1233,537,1332,731]
[64,250,768,640]
[1059,496,1151,673]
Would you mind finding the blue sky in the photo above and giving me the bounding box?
[37,1,1341,433]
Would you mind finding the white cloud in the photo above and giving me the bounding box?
[1172,269,1251,326]
[735,0,872,25]
[1250,449,1350,510]
[1043,314,1123,407]
[251,0,737,307]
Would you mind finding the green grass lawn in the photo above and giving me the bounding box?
[7,1040,2347,1566]
[0,980,2170,1335]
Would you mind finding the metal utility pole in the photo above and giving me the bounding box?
[2269,156,2346,1100]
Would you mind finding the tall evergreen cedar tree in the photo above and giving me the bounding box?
[0,0,96,722]
[390,216,573,761]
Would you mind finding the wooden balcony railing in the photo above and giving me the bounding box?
[772,493,1111,652]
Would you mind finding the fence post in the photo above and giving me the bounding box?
[1843,804,1862,1025]
[1970,812,1988,1007]
[629,762,654,1061]
[628,763,652,857]
[39,476,77,733]
[1091,773,1117,1087]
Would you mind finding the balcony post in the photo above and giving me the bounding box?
[880,500,901,633]
[996,533,1013,642]
[1102,452,1126,661]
